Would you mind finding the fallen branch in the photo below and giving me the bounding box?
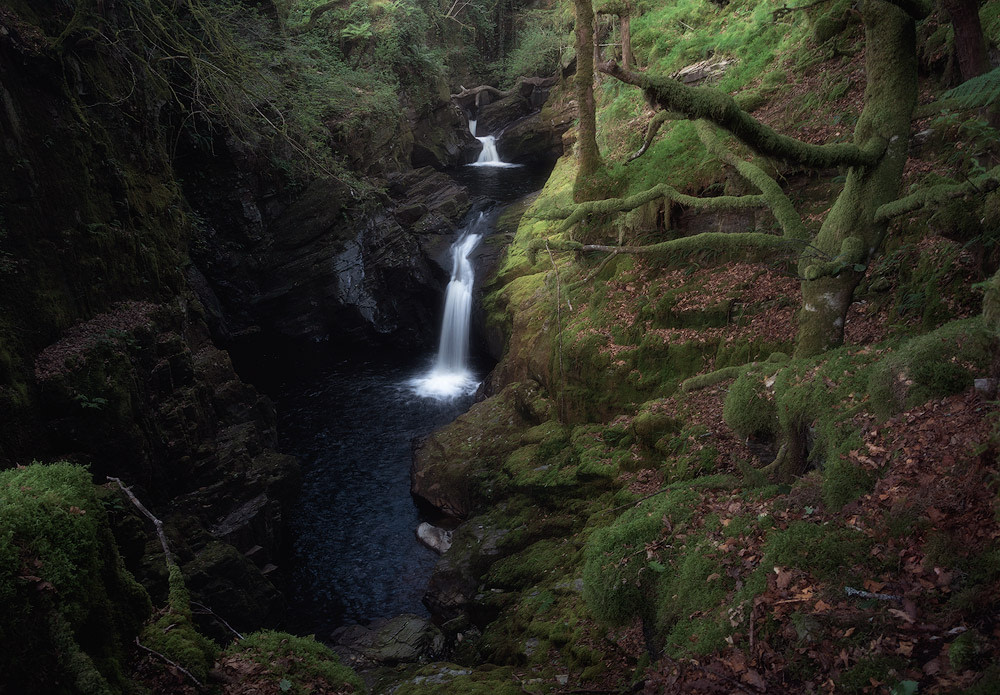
[190,601,244,641]
[135,637,204,688]
[844,586,902,602]
[107,477,173,565]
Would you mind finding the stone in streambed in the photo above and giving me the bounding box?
[416,522,453,554]
[331,614,444,666]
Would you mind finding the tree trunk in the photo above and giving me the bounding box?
[574,0,604,201]
[794,0,918,357]
[941,0,990,81]
[621,13,632,69]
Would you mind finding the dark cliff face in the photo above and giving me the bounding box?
[0,0,484,640]
[176,136,477,353]
[0,2,300,633]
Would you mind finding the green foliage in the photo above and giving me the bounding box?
[503,10,571,85]
[940,68,1000,110]
[0,463,151,694]
[225,630,365,694]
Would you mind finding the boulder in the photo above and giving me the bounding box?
[411,381,548,518]
[496,100,574,165]
[417,522,454,554]
[423,521,509,621]
[476,92,534,137]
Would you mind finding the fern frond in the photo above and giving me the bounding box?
[940,67,1000,109]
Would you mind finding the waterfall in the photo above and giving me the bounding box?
[411,214,486,398]
[468,120,519,168]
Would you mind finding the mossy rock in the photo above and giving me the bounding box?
[582,488,700,625]
[0,463,151,695]
[631,409,681,447]
[221,630,364,693]
[868,318,995,417]
[722,369,778,439]
[390,663,522,695]
[485,538,575,590]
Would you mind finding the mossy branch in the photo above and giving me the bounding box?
[629,110,672,162]
[695,120,809,240]
[599,60,886,169]
[681,366,744,392]
[802,235,865,279]
[530,231,806,261]
[874,167,1000,223]
[535,184,768,232]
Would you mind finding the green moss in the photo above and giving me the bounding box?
[868,318,994,416]
[722,369,778,438]
[762,520,872,580]
[0,463,150,694]
[391,664,522,695]
[224,630,364,694]
[486,539,575,590]
[838,655,907,694]
[582,489,699,625]
[140,563,217,682]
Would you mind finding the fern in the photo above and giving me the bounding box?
[940,67,1000,109]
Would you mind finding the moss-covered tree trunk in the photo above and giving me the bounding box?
[794,0,918,358]
[574,0,604,202]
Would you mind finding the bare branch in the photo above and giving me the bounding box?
[599,60,886,169]
[108,477,173,566]
[135,637,204,688]
[771,0,835,20]
[190,601,244,641]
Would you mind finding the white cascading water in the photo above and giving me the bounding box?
[411,215,485,398]
[468,118,519,168]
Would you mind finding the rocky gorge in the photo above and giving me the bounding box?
[4,0,1000,692]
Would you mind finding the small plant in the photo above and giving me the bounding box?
[74,394,108,411]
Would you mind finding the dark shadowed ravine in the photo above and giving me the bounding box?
[277,162,551,635]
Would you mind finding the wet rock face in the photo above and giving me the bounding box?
[184,139,473,351]
[410,101,481,169]
[496,99,575,165]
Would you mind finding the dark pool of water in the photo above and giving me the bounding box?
[277,355,474,634]
[448,162,553,202]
